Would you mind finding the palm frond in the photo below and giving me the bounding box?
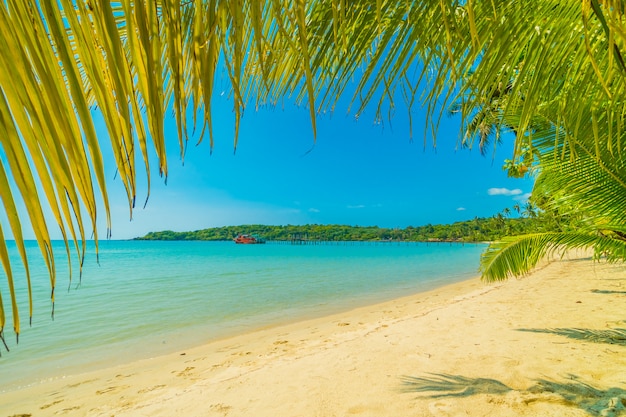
[480,232,626,281]
[536,141,626,226]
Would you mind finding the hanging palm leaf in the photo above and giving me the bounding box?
[481,121,626,280]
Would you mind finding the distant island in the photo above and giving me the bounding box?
[136,216,553,243]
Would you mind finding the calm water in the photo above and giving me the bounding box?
[0,240,485,390]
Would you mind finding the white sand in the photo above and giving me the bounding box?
[2,254,625,416]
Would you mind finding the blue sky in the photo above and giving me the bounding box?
[2,86,533,241]
[94,91,533,240]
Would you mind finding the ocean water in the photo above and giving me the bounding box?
[0,240,486,391]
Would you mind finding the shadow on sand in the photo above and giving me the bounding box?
[516,328,626,346]
[400,287,626,414]
[401,373,626,416]
[591,289,626,295]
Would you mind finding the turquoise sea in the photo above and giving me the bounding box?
[0,240,486,391]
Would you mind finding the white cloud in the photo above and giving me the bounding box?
[513,192,532,202]
[308,208,320,213]
[487,187,523,196]
[347,204,366,209]
[456,207,466,211]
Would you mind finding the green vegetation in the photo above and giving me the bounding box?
[137,212,555,243]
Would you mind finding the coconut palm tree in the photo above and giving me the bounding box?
[480,132,626,280]
[1,1,625,343]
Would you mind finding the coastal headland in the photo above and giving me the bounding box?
[2,254,625,416]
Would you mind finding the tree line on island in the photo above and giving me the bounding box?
[137,205,560,243]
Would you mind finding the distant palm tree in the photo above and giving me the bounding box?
[521,203,537,219]
[1,1,626,342]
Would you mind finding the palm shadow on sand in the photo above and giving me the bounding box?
[591,289,626,295]
[400,288,626,414]
[400,373,626,416]
[517,328,626,346]
[517,288,626,346]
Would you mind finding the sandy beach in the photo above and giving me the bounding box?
[2,254,625,417]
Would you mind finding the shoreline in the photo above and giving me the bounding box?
[0,270,480,393]
[0,269,478,393]
[0,240,484,392]
[3,255,625,416]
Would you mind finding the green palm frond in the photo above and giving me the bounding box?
[480,232,626,282]
[536,143,626,224]
[479,114,626,281]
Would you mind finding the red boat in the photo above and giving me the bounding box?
[233,234,266,244]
